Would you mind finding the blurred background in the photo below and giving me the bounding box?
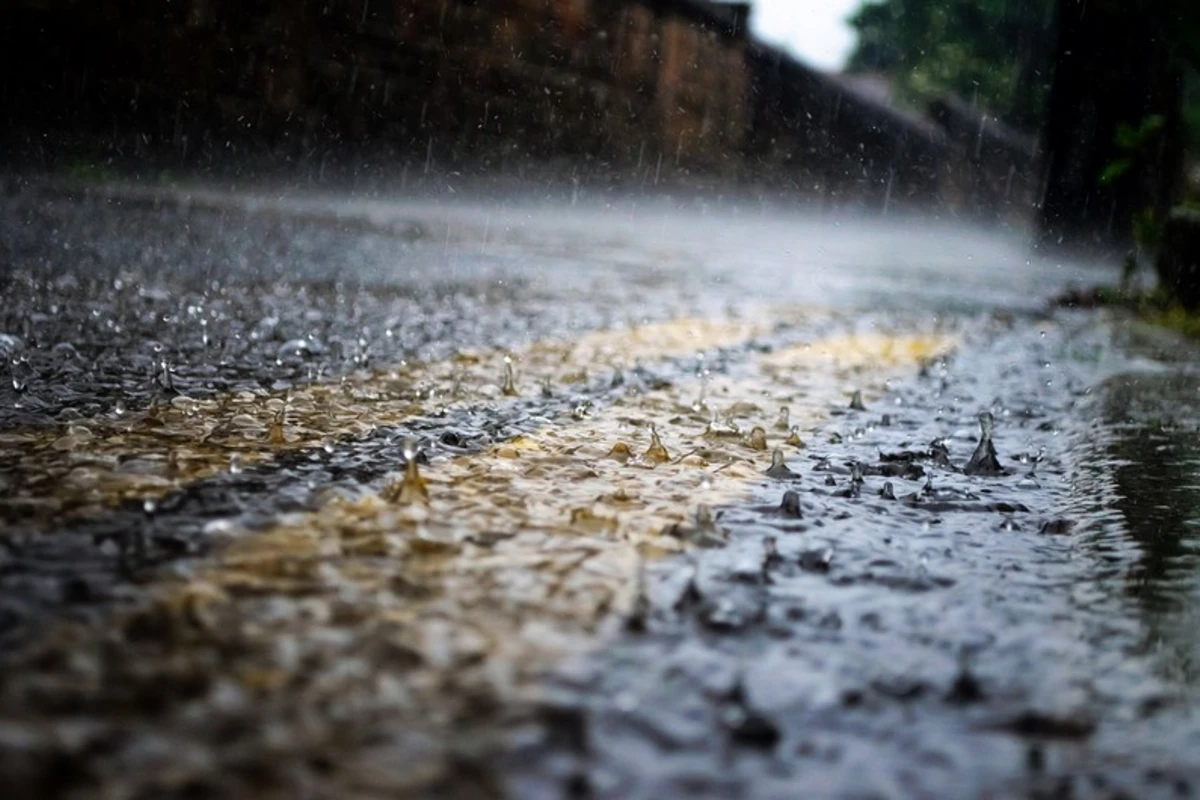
[2,1,1199,254]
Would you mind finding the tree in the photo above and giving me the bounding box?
[1036,0,1190,253]
[846,0,1056,130]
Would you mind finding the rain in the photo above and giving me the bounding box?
[4,1,1200,798]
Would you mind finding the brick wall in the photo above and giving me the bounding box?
[2,0,1037,219]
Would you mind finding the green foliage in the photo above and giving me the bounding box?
[1098,158,1135,188]
[62,158,118,184]
[846,0,1056,128]
[1114,115,1166,151]
[1100,115,1168,188]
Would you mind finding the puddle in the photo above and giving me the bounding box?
[1071,372,1200,687]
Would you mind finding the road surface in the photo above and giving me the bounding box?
[2,180,1200,799]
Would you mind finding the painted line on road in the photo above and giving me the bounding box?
[0,316,955,795]
[0,316,781,531]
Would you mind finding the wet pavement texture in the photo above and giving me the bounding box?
[511,323,1200,800]
[3,180,1200,799]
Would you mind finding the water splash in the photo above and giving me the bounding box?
[607,442,634,463]
[501,355,518,397]
[267,406,287,445]
[745,426,768,451]
[786,426,806,449]
[643,425,670,464]
[778,490,803,518]
[765,448,798,480]
[964,410,1004,476]
[383,437,430,504]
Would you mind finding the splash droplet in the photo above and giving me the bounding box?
[501,355,518,396]
[643,426,670,464]
[607,442,633,463]
[765,448,798,480]
[964,410,1004,476]
[849,389,866,411]
[383,438,430,504]
[779,490,803,518]
[746,426,768,451]
[774,405,791,431]
[267,406,287,445]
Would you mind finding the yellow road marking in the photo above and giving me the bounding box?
[0,317,777,529]
[0,326,953,796]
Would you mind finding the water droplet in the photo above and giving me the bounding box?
[384,437,430,504]
[765,448,798,480]
[9,357,31,393]
[501,355,518,396]
[643,426,670,464]
[607,442,633,463]
[703,412,740,440]
[786,426,806,449]
[746,426,768,451]
[779,490,803,518]
[229,454,243,475]
[964,410,1004,476]
[268,406,287,445]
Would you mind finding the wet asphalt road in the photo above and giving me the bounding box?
[3,179,1200,799]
